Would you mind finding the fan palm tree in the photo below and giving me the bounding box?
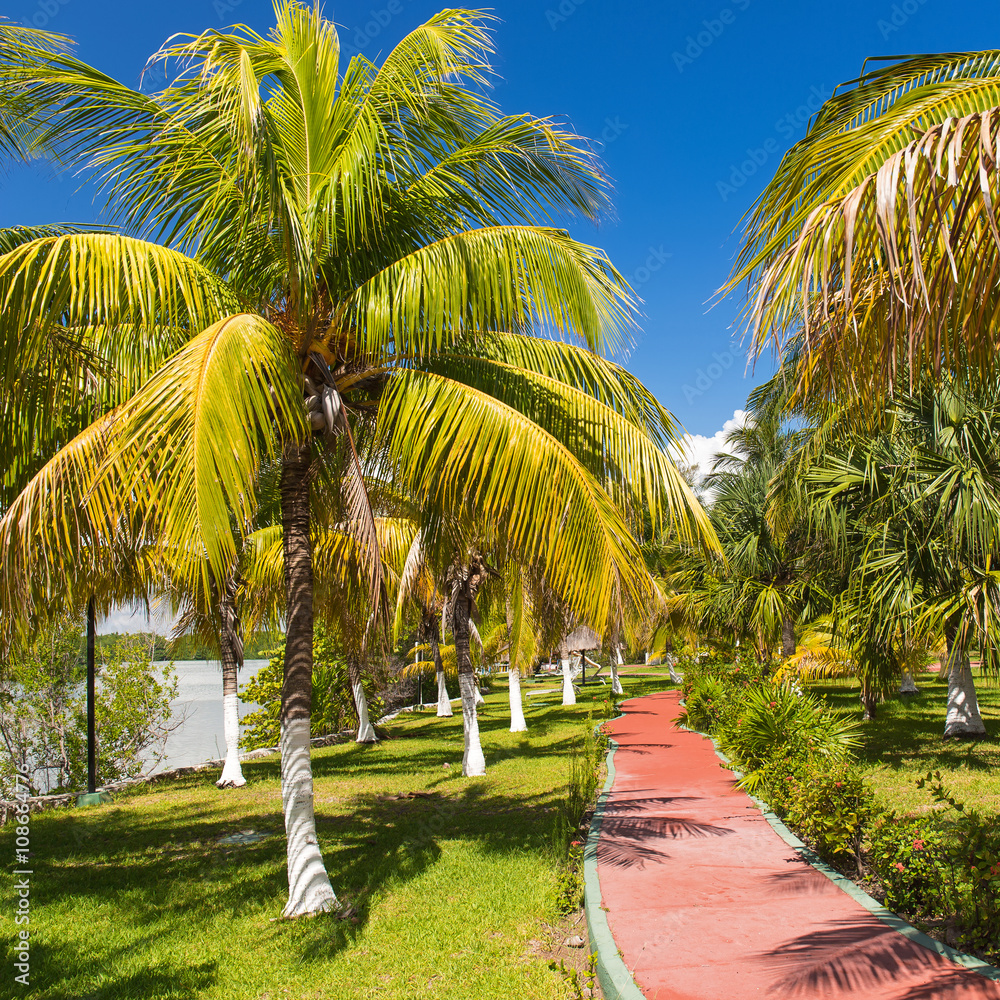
[806,381,1000,730]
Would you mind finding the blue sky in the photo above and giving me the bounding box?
[4,0,998,448]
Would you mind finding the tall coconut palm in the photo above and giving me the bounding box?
[0,7,713,916]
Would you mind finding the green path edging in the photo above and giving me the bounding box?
[678,723,1000,983]
[585,692,1000,1000]
[584,700,647,1000]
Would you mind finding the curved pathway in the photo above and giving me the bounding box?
[593,690,1000,1000]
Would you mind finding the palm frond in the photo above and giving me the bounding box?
[379,367,657,627]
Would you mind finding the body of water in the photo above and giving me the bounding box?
[152,659,269,772]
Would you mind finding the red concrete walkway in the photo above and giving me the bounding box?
[598,690,1000,1000]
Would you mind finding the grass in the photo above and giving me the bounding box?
[10,673,675,1000]
[806,669,1000,816]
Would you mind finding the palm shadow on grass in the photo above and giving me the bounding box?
[811,677,1000,772]
[18,705,596,999]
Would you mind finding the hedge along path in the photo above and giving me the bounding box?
[589,690,1000,1000]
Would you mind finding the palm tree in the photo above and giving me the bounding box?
[671,416,815,661]
[394,529,454,717]
[0,8,642,916]
[806,381,1000,731]
[728,50,1000,403]
[0,7,714,915]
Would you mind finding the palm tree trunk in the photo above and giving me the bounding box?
[781,614,796,658]
[216,578,246,788]
[431,634,453,717]
[560,639,576,706]
[665,640,681,684]
[435,668,453,716]
[610,647,624,695]
[453,586,485,776]
[508,665,526,732]
[349,658,377,743]
[944,635,986,739]
[859,683,880,721]
[898,670,919,694]
[280,441,337,917]
[424,612,452,717]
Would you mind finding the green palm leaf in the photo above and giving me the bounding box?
[379,367,656,626]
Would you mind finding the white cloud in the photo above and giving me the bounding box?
[671,409,747,484]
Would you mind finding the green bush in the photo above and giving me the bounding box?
[868,813,951,919]
[717,683,862,790]
[0,620,178,795]
[766,756,873,870]
[239,623,383,750]
[913,772,1000,953]
[679,675,729,732]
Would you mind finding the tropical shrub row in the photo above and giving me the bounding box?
[680,660,1000,961]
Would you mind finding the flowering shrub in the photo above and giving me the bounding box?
[868,814,950,918]
[766,756,873,870]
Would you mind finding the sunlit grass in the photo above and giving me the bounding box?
[11,673,673,1000]
[807,671,1000,816]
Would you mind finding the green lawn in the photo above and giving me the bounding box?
[10,674,673,1000]
[807,671,1000,816]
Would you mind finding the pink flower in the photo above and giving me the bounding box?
[912,839,925,851]
[834,781,843,789]
[570,840,582,847]
[769,701,777,709]
[894,862,905,872]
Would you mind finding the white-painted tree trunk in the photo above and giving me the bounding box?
[217,692,246,787]
[352,676,377,743]
[899,670,920,694]
[508,667,527,732]
[944,645,986,738]
[216,579,246,788]
[459,673,486,776]
[561,658,576,706]
[611,649,624,695]
[474,683,485,706]
[436,670,453,717]
[280,717,337,917]
[667,651,681,684]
